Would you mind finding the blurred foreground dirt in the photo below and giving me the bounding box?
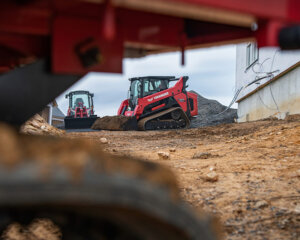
[2,219,61,240]
[69,116,300,240]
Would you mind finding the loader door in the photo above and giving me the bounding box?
[129,80,141,109]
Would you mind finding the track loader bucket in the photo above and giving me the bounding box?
[64,115,99,129]
[91,115,138,131]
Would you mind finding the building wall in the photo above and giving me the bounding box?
[236,44,300,101]
[39,106,50,123]
[52,118,64,127]
[237,66,300,122]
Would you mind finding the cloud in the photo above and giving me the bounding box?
[56,45,237,116]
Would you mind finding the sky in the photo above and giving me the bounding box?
[56,45,237,116]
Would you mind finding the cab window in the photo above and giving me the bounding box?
[143,80,155,97]
[71,93,90,109]
[130,80,141,99]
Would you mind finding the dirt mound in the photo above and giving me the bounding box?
[20,114,65,136]
[91,116,137,131]
[190,91,237,128]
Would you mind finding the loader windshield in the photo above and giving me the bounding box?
[143,78,169,97]
[129,77,170,108]
[71,93,90,109]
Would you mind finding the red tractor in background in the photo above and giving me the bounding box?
[118,76,198,130]
[64,90,98,129]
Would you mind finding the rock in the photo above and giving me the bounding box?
[233,208,243,215]
[293,204,300,215]
[237,227,245,234]
[157,151,170,160]
[192,152,212,159]
[20,114,65,136]
[205,171,218,182]
[100,137,108,144]
[209,166,216,171]
[255,200,268,209]
[290,169,300,178]
[275,208,288,216]
[278,218,290,229]
[169,147,176,152]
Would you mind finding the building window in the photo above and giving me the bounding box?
[246,42,258,69]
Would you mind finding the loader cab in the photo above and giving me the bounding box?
[128,76,173,109]
[65,91,94,117]
[64,90,98,129]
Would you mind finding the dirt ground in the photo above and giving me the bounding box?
[68,116,300,240]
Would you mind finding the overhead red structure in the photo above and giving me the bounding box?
[0,0,299,74]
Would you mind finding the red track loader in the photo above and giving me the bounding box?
[117,76,198,130]
[64,90,98,129]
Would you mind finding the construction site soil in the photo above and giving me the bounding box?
[69,115,300,240]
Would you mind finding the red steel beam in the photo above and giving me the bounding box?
[188,29,253,47]
[120,9,184,47]
[0,3,51,35]
[168,0,300,22]
[0,0,298,74]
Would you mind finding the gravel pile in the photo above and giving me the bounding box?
[190,91,237,128]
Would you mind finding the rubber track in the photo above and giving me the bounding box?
[138,107,190,130]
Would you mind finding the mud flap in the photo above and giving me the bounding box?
[64,116,99,129]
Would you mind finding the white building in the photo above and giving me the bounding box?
[39,101,65,127]
[235,43,300,122]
